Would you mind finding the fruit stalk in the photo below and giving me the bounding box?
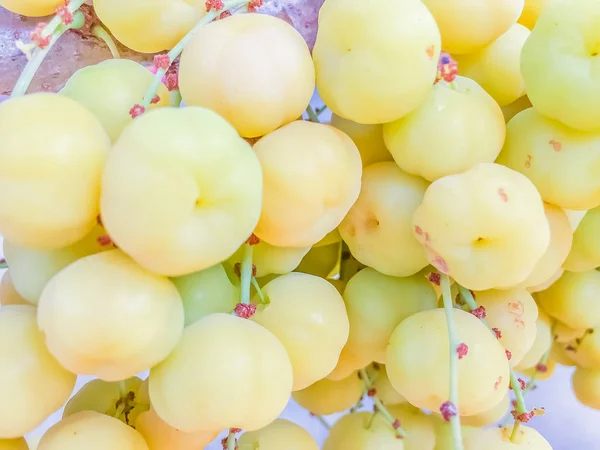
[306,105,320,123]
[358,368,408,439]
[441,275,464,450]
[522,349,551,394]
[12,9,86,98]
[458,286,529,443]
[227,429,236,450]
[92,25,121,59]
[139,0,252,112]
[240,244,254,305]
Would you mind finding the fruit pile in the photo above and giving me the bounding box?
[0,0,598,448]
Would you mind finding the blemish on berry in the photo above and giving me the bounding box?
[440,401,457,422]
[426,44,435,59]
[97,235,113,247]
[431,255,449,274]
[494,376,503,390]
[424,232,430,243]
[536,363,548,373]
[457,343,468,359]
[498,188,508,202]
[414,225,423,236]
[549,139,562,152]
[525,154,532,169]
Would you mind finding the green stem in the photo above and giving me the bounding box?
[314,414,331,430]
[306,105,320,123]
[227,430,236,450]
[240,244,254,305]
[11,0,87,97]
[523,349,551,395]
[139,0,251,112]
[251,276,266,304]
[169,89,183,107]
[119,381,127,398]
[441,275,464,450]
[459,285,529,443]
[510,421,522,442]
[113,403,125,419]
[92,25,120,59]
[359,368,408,439]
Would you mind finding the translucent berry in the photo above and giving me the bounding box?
[440,401,457,422]
[234,303,257,319]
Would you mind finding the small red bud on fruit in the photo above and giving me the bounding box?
[153,54,171,70]
[31,23,51,49]
[129,104,145,118]
[536,363,548,373]
[151,95,161,104]
[248,0,264,12]
[428,272,441,286]
[165,72,179,91]
[505,349,512,360]
[392,419,401,430]
[367,388,377,397]
[234,303,257,319]
[219,10,232,19]
[246,234,260,246]
[456,343,468,360]
[470,306,486,319]
[206,0,224,11]
[492,328,502,339]
[435,52,458,83]
[440,401,457,422]
[97,235,113,247]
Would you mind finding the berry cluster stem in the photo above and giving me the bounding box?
[441,275,464,450]
[12,0,87,97]
[359,368,408,439]
[305,105,320,123]
[92,25,121,59]
[314,414,331,430]
[139,0,252,112]
[239,243,254,305]
[458,286,529,443]
[522,349,551,395]
[227,430,236,450]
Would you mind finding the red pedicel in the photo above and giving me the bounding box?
[234,303,257,319]
[30,23,51,49]
[440,401,457,422]
[129,104,145,118]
